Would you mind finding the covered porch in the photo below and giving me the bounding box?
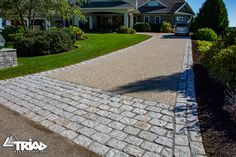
[80,7,137,31]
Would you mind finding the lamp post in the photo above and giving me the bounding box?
[0,34,5,49]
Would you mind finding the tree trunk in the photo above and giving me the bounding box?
[32,13,36,30]
[15,2,26,29]
[28,0,33,29]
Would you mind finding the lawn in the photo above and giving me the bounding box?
[0,33,151,80]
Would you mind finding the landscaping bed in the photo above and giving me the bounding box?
[192,40,236,157]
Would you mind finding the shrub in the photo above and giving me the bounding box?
[1,26,25,41]
[117,26,136,34]
[149,23,162,32]
[195,28,217,41]
[222,29,236,46]
[117,26,129,34]
[128,28,136,34]
[160,21,173,33]
[14,28,75,56]
[69,26,86,40]
[133,23,151,32]
[210,45,236,88]
[197,40,213,53]
[201,40,236,89]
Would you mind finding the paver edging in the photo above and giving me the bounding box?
[174,38,207,157]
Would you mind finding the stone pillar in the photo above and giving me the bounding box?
[124,13,129,27]
[0,48,17,69]
[89,16,93,30]
[129,13,134,28]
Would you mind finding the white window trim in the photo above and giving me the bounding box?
[176,16,187,22]
[144,16,150,23]
[155,16,160,23]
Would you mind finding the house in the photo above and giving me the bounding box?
[80,0,195,30]
[1,0,195,31]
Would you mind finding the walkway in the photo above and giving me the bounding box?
[0,34,206,157]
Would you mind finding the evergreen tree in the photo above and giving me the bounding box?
[194,0,229,34]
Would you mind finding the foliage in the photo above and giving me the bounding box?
[222,28,236,46]
[117,26,136,34]
[128,28,136,34]
[0,33,151,80]
[14,28,75,56]
[197,40,213,52]
[195,28,218,41]
[149,23,162,32]
[200,38,236,89]
[69,26,86,40]
[160,21,173,33]
[193,0,229,34]
[1,26,25,41]
[0,0,88,29]
[133,23,151,32]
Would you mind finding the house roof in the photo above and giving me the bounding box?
[81,2,133,9]
[81,0,194,15]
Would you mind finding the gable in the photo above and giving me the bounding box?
[175,3,195,14]
[144,0,161,7]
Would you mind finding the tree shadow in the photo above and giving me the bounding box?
[112,72,180,94]
[161,34,189,39]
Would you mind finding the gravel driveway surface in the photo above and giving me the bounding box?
[47,33,186,106]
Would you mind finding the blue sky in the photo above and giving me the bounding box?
[186,0,236,27]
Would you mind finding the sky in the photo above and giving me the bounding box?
[186,0,236,27]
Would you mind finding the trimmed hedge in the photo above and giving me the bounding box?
[14,28,76,56]
[117,26,136,34]
[133,23,151,32]
[195,28,217,41]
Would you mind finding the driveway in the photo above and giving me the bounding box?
[0,33,206,157]
[47,33,187,106]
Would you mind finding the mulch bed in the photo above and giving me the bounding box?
[192,40,236,157]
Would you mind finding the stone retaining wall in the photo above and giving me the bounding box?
[0,49,17,68]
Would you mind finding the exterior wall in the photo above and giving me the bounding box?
[140,14,175,25]
[0,49,17,69]
[139,14,191,26]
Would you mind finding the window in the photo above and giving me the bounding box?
[176,16,188,22]
[145,0,159,7]
[155,16,160,23]
[144,16,149,23]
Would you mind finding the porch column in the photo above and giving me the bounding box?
[89,16,93,30]
[124,13,129,27]
[129,13,134,28]
[45,20,51,30]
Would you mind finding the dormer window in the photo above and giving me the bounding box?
[145,0,159,7]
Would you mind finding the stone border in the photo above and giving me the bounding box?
[174,38,206,156]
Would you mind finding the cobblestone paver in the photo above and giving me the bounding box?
[0,35,206,156]
[0,74,175,156]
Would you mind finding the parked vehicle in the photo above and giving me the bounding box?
[175,23,189,36]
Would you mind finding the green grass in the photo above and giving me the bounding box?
[197,40,213,53]
[0,33,151,80]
